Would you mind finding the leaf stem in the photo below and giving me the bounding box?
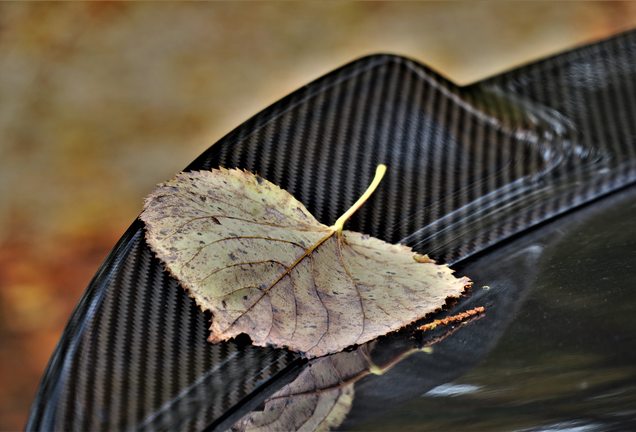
[331,164,387,234]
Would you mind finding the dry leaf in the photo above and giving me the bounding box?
[418,306,485,332]
[141,166,470,358]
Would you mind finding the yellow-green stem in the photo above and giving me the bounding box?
[331,164,387,234]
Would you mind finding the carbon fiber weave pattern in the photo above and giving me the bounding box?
[27,30,636,431]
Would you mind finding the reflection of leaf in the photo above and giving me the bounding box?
[231,347,369,432]
[141,166,470,358]
[233,307,486,432]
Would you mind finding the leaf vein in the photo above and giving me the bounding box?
[185,236,305,267]
[335,236,367,344]
[198,260,288,284]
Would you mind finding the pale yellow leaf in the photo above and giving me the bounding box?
[141,167,470,358]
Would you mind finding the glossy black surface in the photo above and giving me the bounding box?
[341,187,636,431]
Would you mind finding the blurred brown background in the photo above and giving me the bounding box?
[1,2,635,430]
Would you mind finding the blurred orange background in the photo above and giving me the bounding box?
[1,2,635,430]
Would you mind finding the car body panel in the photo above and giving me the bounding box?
[27,30,636,431]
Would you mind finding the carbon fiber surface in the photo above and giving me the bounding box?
[28,30,636,431]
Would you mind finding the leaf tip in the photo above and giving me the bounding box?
[413,253,436,264]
